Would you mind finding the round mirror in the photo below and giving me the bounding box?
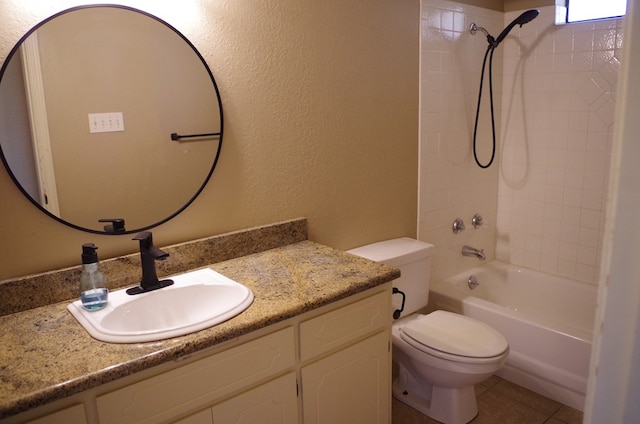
[0,5,223,234]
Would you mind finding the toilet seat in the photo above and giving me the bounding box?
[400,311,508,364]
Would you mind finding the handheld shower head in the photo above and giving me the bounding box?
[495,9,539,45]
[470,9,540,169]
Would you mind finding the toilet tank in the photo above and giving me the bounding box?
[347,238,434,318]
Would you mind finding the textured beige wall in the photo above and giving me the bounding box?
[0,0,419,280]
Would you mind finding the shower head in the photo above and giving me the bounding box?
[495,9,539,45]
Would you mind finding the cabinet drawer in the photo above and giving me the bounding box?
[300,290,390,361]
[97,327,295,424]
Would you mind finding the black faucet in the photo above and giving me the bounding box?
[126,231,174,295]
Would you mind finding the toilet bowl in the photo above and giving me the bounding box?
[347,238,509,424]
[392,311,508,423]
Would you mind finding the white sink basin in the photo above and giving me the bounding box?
[68,268,254,343]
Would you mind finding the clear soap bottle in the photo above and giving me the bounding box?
[80,243,109,311]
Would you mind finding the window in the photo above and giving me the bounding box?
[567,0,627,23]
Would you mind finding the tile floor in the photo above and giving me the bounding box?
[392,376,583,424]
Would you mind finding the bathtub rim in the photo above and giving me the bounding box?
[430,260,596,343]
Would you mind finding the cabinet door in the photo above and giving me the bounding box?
[212,373,298,424]
[301,331,390,424]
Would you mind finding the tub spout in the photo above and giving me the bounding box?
[462,245,486,261]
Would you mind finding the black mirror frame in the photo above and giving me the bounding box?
[0,4,224,235]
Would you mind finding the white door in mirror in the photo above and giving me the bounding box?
[67,268,254,343]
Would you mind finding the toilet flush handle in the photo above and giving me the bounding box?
[392,288,406,320]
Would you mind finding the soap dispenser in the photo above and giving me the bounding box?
[80,243,108,311]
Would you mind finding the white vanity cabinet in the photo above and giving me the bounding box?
[13,284,391,424]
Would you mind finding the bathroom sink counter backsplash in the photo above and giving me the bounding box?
[0,218,399,419]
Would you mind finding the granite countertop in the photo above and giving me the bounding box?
[0,240,399,419]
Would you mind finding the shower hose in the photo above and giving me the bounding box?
[473,43,497,169]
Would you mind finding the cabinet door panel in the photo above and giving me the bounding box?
[213,373,298,424]
[302,331,390,424]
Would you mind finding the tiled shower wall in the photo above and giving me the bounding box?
[497,7,621,284]
[418,0,503,283]
[418,0,621,285]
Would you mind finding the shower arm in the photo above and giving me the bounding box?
[469,23,497,47]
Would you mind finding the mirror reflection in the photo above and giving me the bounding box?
[0,5,223,234]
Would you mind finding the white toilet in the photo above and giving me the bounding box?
[348,238,508,424]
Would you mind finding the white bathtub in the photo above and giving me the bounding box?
[427,260,597,411]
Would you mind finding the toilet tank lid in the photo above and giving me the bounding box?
[347,238,434,266]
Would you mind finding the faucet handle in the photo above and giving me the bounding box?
[133,231,169,260]
[471,213,484,229]
[133,231,153,247]
[133,231,151,241]
[452,218,466,234]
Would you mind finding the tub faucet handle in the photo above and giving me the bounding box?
[452,218,465,234]
[472,213,484,229]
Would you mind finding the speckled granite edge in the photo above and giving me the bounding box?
[0,218,307,316]
[0,240,399,419]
